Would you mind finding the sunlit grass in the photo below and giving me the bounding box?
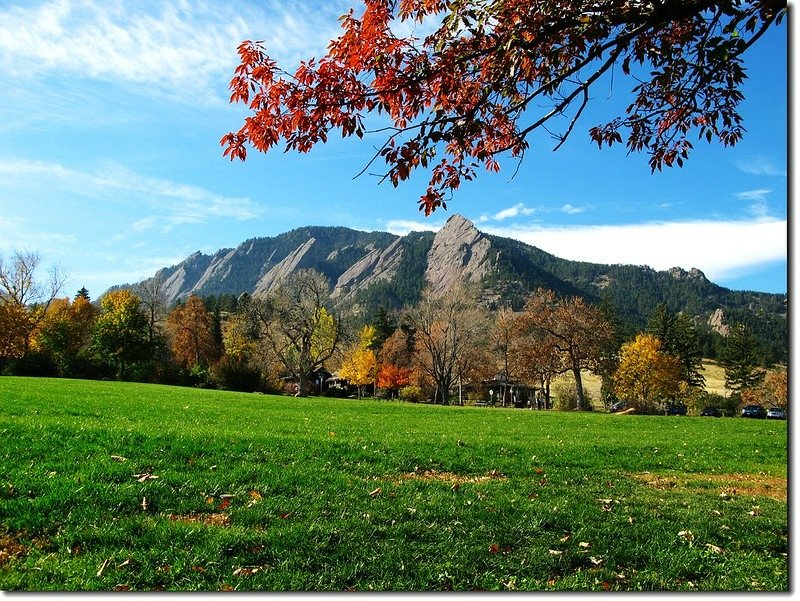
[0,377,786,591]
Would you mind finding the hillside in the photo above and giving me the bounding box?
[114,214,788,362]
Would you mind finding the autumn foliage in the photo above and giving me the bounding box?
[222,0,785,214]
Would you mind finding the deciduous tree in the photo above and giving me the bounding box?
[91,290,151,379]
[0,250,66,359]
[223,0,785,214]
[613,333,682,413]
[166,295,221,370]
[338,325,379,398]
[248,269,342,396]
[404,287,489,404]
[519,289,613,410]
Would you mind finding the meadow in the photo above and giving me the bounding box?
[0,377,787,591]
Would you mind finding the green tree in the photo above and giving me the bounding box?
[720,323,766,395]
[647,304,705,388]
[91,290,151,379]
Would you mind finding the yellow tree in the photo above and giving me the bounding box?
[91,290,151,379]
[614,333,682,414]
[339,325,378,399]
[32,295,99,374]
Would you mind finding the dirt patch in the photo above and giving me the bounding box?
[634,472,786,502]
[0,532,30,565]
[399,468,506,484]
[166,513,231,527]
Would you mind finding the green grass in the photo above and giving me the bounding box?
[0,377,787,591]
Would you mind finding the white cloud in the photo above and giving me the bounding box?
[482,219,786,282]
[493,203,536,221]
[560,203,584,215]
[385,219,443,236]
[0,0,350,104]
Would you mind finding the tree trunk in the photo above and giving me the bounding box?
[572,364,587,410]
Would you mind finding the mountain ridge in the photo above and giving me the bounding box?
[112,214,787,362]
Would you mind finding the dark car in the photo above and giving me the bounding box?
[741,404,767,419]
[666,403,688,416]
[700,406,722,417]
[766,407,786,420]
[610,400,628,413]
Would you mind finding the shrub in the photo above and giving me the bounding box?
[210,355,262,392]
[552,381,594,411]
[399,385,425,403]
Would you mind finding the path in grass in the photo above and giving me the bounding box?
[0,377,787,591]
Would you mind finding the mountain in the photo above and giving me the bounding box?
[116,214,788,362]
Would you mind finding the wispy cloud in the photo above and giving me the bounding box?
[735,156,787,177]
[0,158,262,227]
[0,0,350,104]
[736,188,772,219]
[560,203,584,215]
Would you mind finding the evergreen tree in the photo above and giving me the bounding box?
[75,287,91,301]
[720,324,766,395]
[647,304,704,388]
[369,306,396,351]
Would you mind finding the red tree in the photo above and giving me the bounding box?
[222,0,785,215]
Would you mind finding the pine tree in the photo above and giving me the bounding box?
[720,324,766,395]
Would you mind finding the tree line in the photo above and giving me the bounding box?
[1,251,785,414]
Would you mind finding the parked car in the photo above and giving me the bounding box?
[766,407,786,420]
[700,406,723,417]
[741,404,767,419]
[666,403,688,416]
[610,400,629,413]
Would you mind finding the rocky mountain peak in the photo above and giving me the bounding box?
[424,214,493,294]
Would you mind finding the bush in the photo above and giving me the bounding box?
[210,355,262,392]
[399,385,425,403]
[3,352,58,377]
[552,381,594,411]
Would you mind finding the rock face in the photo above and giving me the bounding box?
[708,308,731,337]
[424,214,494,295]
[254,238,316,296]
[331,238,405,299]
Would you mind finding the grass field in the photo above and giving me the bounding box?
[0,377,787,591]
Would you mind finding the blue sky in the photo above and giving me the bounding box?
[0,0,790,298]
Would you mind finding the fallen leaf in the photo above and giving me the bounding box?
[117,559,132,568]
[627,516,635,524]
[578,541,591,549]
[110,455,127,462]
[749,506,761,516]
[132,473,159,483]
[369,487,382,498]
[589,556,604,566]
[248,491,263,501]
[113,585,131,591]
[218,498,231,511]
[141,497,148,511]
[192,565,207,573]
[97,558,111,577]
[450,483,460,492]
[678,530,694,542]
[704,543,723,554]
[489,543,500,554]
[548,549,563,555]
